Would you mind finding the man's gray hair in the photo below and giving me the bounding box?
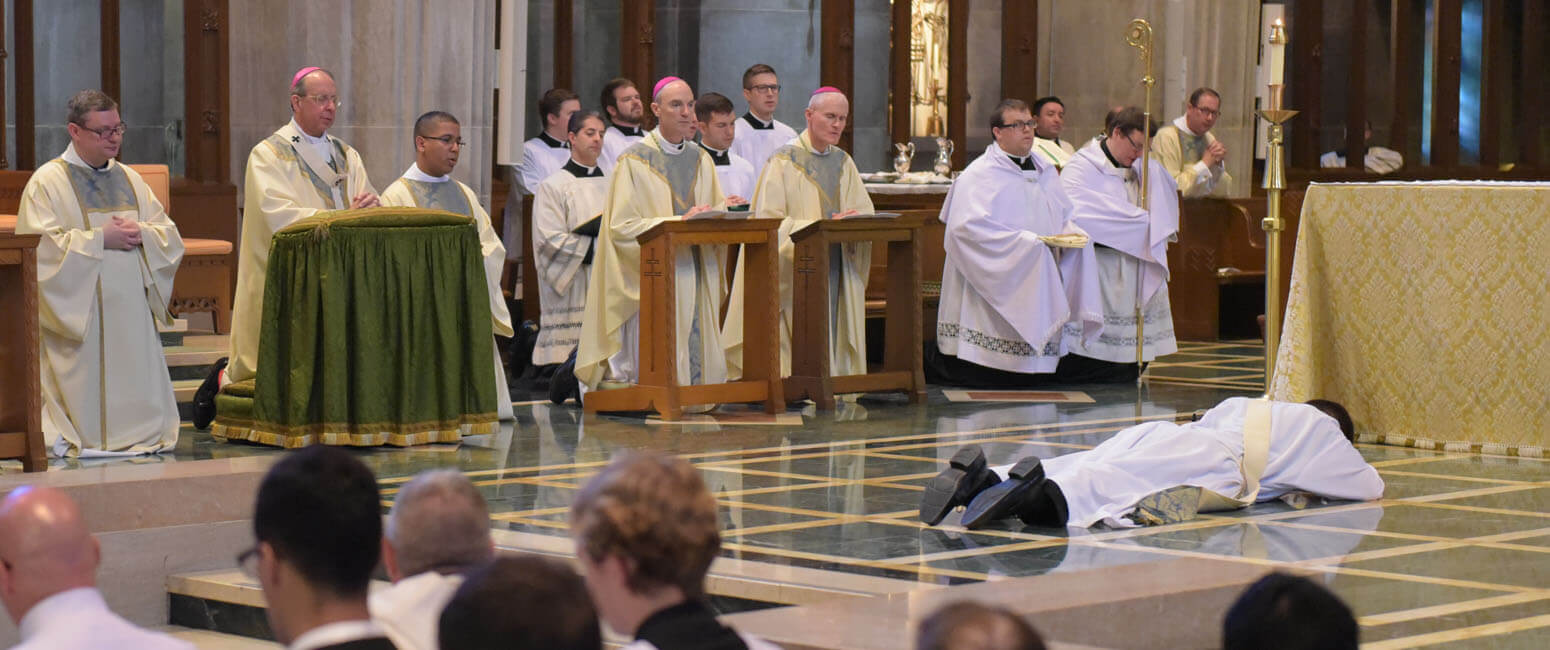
[66,90,118,125]
[807,89,847,111]
[290,68,335,96]
[385,469,493,577]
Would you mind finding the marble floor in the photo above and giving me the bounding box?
[7,341,1548,648]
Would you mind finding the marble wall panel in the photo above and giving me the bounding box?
[228,0,497,207]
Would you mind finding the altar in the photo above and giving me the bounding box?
[1269,182,1550,451]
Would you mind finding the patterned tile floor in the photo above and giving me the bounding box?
[34,341,1550,647]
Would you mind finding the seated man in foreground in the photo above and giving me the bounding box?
[919,397,1384,529]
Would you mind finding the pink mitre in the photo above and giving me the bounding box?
[652,76,685,99]
[291,66,323,88]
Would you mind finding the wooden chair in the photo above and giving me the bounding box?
[127,164,234,333]
[583,218,784,420]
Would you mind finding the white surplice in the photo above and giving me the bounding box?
[1058,139,1180,363]
[598,124,646,174]
[531,160,608,365]
[705,145,756,201]
[379,163,514,421]
[575,130,728,391]
[229,119,374,383]
[992,397,1385,528]
[730,112,799,180]
[16,144,184,457]
[936,144,1104,373]
[369,571,465,650]
[505,132,574,263]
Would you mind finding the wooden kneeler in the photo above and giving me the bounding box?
[786,214,928,409]
[584,218,784,420]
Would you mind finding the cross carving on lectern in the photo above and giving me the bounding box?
[643,257,664,278]
[796,254,818,275]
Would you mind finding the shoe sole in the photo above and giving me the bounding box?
[960,457,1045,529]
[917,447,987,526]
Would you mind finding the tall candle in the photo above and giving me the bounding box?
[1268,19,1287,86]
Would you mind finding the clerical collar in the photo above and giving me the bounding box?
[563,159,603,178]
[635,601,748,650]
[537,131,568,149]
[1173,115,1202,138]
[742,112,774,130]
[613,124,645,138]
[1099,139,1128,169]
[61,143,112,172]
[402,162,450,183]
[996,143,1037,172]
[654,129,688,155]
[288,118,329,144]
[702,144,731,166]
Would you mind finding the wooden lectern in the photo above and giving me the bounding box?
[0,224,46,471]
[584,217,784,420]
[786,214,928,409]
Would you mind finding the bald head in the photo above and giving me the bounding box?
[651,79,696,144]
[0,487,100,624]
[804,91,850,152]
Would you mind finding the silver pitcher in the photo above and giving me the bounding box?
[892,142,915,174]
[933,137,955,176]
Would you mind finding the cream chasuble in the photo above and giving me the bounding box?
[722,131,874,379]
[380,163,515,421]
[229,120,374,383]
[989,398,1384,528]
[1152,116,1233,198]
[936,144,1103,373]
[1059,139,1180,363]
[16,144,184,456]
[1032,136,1076,171]
[575,130,728,391]
[530,161,608,366]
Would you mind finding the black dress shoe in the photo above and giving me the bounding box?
[918,446,1003,525]
[961,457,1045,529]
[191,357,227,431]
[548,348,579,405]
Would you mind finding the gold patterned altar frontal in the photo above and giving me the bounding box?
[1270,182,1550,449]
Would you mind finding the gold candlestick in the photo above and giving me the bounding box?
[1257,87,1297,392]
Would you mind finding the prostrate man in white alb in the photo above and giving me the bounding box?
[565,76,729,403]
[370,470,496,650]
[694,92,755,207]
[530,110,609,377]
[0,487,194,650]
[730,63,800,178]
[1056,107,1179,383]
[16,89,184,456]
[598,78,647,173]
[378,110,515,421]
[1029,96,1076,170]
[1152,87,1233,198]
[919,398,1384,529]
[722,87,874,380]
[932,99,1102,386]
[227,66,377,387]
